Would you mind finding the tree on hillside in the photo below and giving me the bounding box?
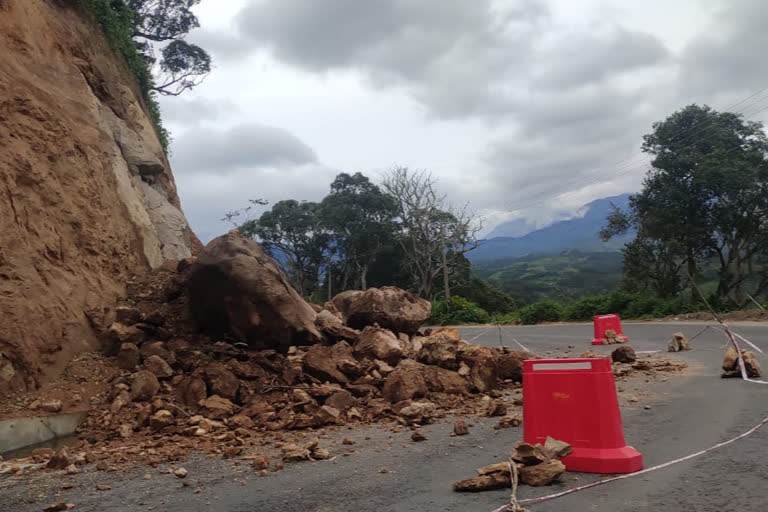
[602,104,768,305]
[319,172,398,291]
[127,0,211,95]
[240,200,330,296]
[382,167,481,300]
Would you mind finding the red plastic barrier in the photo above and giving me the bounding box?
[592,314,628,345]
[523,357,643,474]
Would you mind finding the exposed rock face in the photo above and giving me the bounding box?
[332,287,430,334]
[187,233,322,351]
[0,0,197,393]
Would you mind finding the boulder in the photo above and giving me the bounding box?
[117,343,140,370]
[315,310,360,342]
[667,332,691,352]
[149,410,174,430]
[333,287,431,335]
[140,342,174,364]
[330,341,364,378]
[743,350,762,378]
[497,351,536,381]
[130,370,160,401]
[325,390,357,412]
[304,345,349,384]
[398,400,437,424]
[422,366,470,394]
[312,405,342,426]
[176,376,207,407]
[108,323,146,345]
[519,459,566,486]
[354,327,403,365]
[431,327,461,340]
[144,355,173,378]
[204,363,240,400]
[457,345,499,392]
[418,334,461,370]
[46,449,71,470]
[381,360,428,403]
[611,345,636,364]
[115,306,142,326]
[329,290,363,320]
[199,395,238,419]
[187,232,322,351]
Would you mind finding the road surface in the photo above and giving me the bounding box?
[2,322,767,511]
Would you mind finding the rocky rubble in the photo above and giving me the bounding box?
[453,438,570,491]
[0,233,691,476]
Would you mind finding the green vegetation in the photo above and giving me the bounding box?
[234,170,483,302]
[603,104,768,307]
[473,251,623,303]
[431,296,490,325]
[72,0,211,150]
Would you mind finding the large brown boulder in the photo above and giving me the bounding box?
[332,287,430,335]
[382,360,428,403]
[457,345,499,392]
[187,232,322,351]
[204,363,240,400]
[417,333,462,370]
[315,310,360,342]
[304,345,349,384]
[422,366,470,394]
[354,327,404,365]
[497,351,536,381]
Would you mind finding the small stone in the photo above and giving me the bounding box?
[411,431,427,442]
[150,410,174,430]
[342,438,355,445]
[611,345,636,364]
[453,418,469,436]
[311,448,332,460]
[144,473,151,480]
[486,401,507,417]
[251,455,270,470]
[65,464,79,474]
[47,449,71,470]
[496,415,521,429]
[519,459,565,486]
[41,399,63,413]
[644,405,652,410]
[96,484,111,491]
[453,473,510,492]
[144,355,174,379]
[43,503,76,512]
[379,467,389,473]
[174,467,188,479]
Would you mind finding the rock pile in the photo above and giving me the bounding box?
[67,233,533,467]
[598,329,628,344]
[453,437,570,492]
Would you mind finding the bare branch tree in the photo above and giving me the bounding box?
[382,166,482,299]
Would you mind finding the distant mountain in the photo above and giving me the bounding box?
[469,194,633,262]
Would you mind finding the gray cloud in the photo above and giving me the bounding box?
[171,123,317,174]
[159,96,234,125]
[680,0,768,99]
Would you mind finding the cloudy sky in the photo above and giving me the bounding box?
[159,0,768,243]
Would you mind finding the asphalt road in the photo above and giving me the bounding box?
[2,322,768,512]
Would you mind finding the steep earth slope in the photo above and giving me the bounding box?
[0,0,198,393]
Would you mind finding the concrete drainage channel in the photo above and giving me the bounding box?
[0,412,87,459]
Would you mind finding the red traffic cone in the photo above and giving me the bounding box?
[523,358,643,474]
[592,314,628,345]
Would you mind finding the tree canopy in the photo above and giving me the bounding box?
[603,104,768,306]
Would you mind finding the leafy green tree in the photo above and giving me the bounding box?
[241,200,330,296]
[319,173,398,291]
[127,0,211,95]
[603,105,768,305]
